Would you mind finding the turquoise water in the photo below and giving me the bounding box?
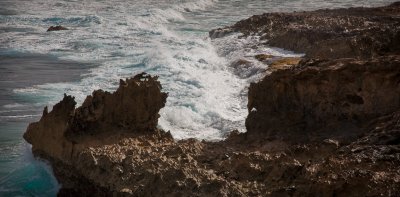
[0,123,59,196]
[0,0,396,196]
[0,53,86,196]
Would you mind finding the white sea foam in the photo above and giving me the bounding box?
[3,0,396,141]
[175,0,218,12]
[1,0,398,195]
[2,103,25,109]
[0,114,40,119]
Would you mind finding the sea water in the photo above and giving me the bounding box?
[0,0,396,195]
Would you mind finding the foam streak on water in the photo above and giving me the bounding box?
[0,0,397,195]
[1,0,397,138]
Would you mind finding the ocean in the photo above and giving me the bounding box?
[0,0,396,196]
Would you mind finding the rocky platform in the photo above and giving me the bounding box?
[210,2,400,59]
[25,2,400,197]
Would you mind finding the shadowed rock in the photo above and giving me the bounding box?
[66,73,168,140]
[24,73,167,161]
[47,25,68,32]
[246,56,400,143]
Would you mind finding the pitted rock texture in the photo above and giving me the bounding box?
[210,1,400,143]
[67,73,168,139]
[210,2,400,59]
[26,112,400,196]
[246,56,400,142]
[24,3,400,197]
[23,74,400,197]
[24,73,167,162]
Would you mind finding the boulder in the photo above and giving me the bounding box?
[47,25,68,32]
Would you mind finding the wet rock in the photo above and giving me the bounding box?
[209,27,234,39]
[254,54,274,61]
[47,25,68,32]
[267,57,301,71]
[229,59,266,78]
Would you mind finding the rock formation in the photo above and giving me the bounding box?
[47,25,68,32]
[24,73,169,195]
[25,2,400,197]
[210,2,400,143]
[247,56,400,143]
[210,2,400,59]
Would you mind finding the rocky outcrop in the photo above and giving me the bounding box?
[210,2,400,143]
[24,73,400,196]
[247,56,400,143]
[24,2,400,197]
[210,2,400,59]
[47,25,68,32]
[24,84,400,196]
[67,73,167,139]
[23,73,169,195]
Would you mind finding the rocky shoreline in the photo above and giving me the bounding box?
[24,2,400,196]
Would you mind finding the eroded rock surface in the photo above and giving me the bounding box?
[23,73,170,195]
[210,2,400,144]
[24,95,400,196]
[24,2,400,197]
[247,56,400,143]
[24,73,400,196]
[67,73,167,139]
[210,2,400,59]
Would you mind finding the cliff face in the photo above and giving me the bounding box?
[24,94,76,162]
[23,73,169,195]
[211,2,400,143]
[24,2,400,197]
[247,56,400,142]
[23,80,400,196]
[67,74,167,138]
[24,83,400,196]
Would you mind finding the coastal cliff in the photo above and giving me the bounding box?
[24,2,400,196]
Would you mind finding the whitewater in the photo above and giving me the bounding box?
[0,0,396,195]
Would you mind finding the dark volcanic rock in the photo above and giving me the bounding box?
[47,25,68,32]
